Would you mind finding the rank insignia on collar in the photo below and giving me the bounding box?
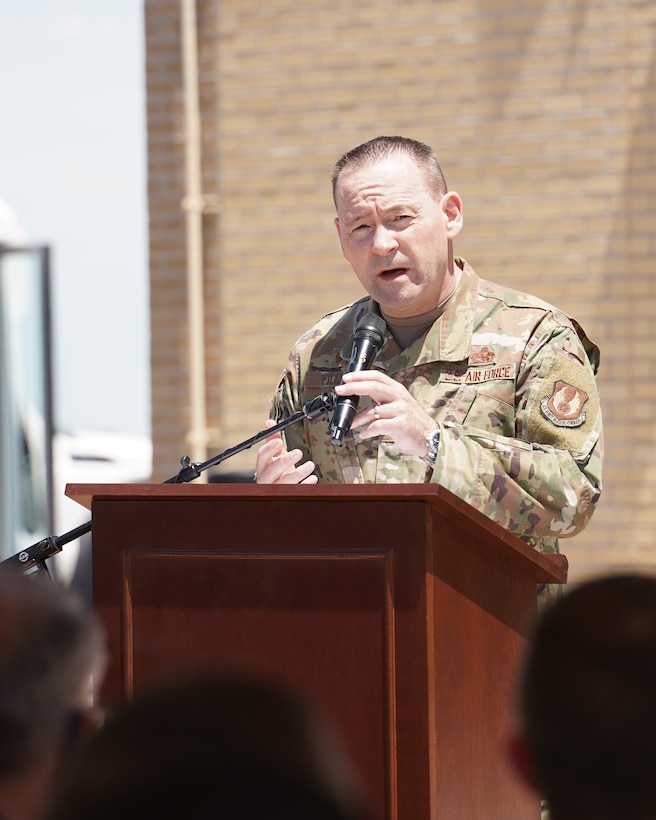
[540,380,589,427]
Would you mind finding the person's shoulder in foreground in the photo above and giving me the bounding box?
[508,573,656,820]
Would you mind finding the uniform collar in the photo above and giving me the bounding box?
[367,258,479,373]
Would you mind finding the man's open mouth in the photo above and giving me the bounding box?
[379,267,407,279]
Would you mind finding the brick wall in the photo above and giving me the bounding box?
[144,0,656,581]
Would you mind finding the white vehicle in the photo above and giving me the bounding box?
[0,202,151,595]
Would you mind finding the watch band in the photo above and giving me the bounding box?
[423,427,440,467]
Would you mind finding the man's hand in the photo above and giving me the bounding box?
[335,370,436,458]
[254,420,318,484]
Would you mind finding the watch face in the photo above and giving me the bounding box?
[427,429,440,455]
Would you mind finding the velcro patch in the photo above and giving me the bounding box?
[441,363,516,384]
[469,346,496,366]
[540,381,588,428]
[526,346,600,457]
[305,370,344,390]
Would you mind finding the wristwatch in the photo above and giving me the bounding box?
[423,427,441,467]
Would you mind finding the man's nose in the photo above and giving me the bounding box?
[371,225,398,255]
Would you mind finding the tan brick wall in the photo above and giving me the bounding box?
[145,0,656,582]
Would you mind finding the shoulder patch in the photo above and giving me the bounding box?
[540,381,589,428]
[525,344,601,457]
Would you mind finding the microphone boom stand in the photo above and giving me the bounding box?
[1,392,336,576]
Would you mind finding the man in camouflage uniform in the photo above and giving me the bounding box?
[255,136,603,558]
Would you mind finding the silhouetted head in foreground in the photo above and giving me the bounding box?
[0,568,105,820]
[47,672,369,820]
[509,573,656,820]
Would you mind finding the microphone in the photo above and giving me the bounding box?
[330,312,387,446]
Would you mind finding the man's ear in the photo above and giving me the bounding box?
[334,217,347,258]
[442,191,464,240]
[506,731,541,792]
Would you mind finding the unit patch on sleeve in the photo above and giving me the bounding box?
[540,380,588,428]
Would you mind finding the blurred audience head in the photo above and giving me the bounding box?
[508,573,656,820]
[47,671,369,820]
[0,567,106,820]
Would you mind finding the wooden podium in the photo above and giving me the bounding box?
[67,482,567,820]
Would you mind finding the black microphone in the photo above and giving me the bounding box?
[330,312,387,446]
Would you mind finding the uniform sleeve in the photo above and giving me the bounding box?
[431,321,603,540]
[270,360,315,462]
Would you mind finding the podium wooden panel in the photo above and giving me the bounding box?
[67,482,567,820]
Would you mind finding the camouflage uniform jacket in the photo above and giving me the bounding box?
[271,258,603,555]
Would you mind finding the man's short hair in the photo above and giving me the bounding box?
[331,135,448,204]
[517,573,656,820]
